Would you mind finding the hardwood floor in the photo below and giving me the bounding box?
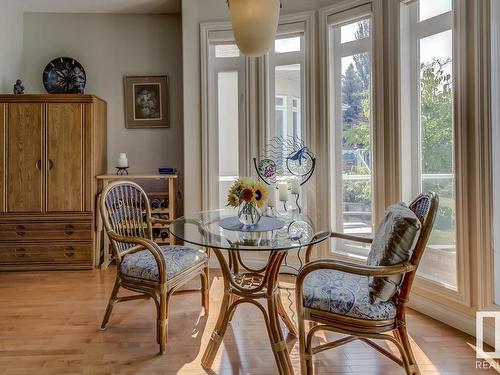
[0,268,495,375]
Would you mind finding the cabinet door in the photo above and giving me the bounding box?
[6,103,44,212]
[47,103,84,212]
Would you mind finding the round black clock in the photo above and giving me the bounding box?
[42,57,86,94]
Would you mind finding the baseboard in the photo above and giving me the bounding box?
[409,292,495,347]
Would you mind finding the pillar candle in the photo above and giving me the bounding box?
[278,183,288,202]
[117,153,128,168]
[267,184,277,207]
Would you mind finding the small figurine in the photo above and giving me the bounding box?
[13,80,24,94]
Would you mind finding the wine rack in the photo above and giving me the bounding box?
[96,174,178,269]
[147,193,173,245]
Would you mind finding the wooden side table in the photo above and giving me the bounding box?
[95,174,178,269]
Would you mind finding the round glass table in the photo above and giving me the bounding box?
[170,209,330,375]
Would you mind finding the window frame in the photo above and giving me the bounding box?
[330,15,374,258]
[320,2,377,262]
[400,0,470,307]
[200,23,251,210]
[259,12,318,238]
[265,24,306,145]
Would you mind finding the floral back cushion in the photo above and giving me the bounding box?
[367,203,421,303]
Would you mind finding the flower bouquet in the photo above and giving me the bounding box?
[227,178,268,226]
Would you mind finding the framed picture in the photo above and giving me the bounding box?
[124,75,170,129]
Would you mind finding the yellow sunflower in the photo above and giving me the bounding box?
[227,193,240,208]
[252,182,268,208]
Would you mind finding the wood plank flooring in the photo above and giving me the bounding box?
[0,268,496,375]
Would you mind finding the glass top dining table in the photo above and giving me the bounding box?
[169,209,330,375]
[169,208,330,252]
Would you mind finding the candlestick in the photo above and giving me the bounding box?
[278,183,288,202]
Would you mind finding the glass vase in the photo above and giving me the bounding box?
[238,202,262,226]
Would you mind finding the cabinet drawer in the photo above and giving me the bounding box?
[0,221,92,241]
[0,243,92,263]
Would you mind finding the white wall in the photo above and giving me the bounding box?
[21,13,184,178]
[0,1,23,92]
[182,0,343,214]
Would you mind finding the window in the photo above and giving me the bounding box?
[217,71,240,206]
[204,37,247,209]
[418,0,452,22]
[267,34,305,143]
[275,36,301,54]
[400,1,456,289]
[328,14,373,258]
[215,44,240,58]
[275,95,287,138]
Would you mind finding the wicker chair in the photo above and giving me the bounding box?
[99,181,210,354]
[296,193,439,375]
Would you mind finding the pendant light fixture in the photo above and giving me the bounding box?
[227,0,281,57]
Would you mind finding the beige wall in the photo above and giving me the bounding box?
[0,1,23,92]
[21,13,184,178]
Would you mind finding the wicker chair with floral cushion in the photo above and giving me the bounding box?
[296,192,439,375]
[99,181,209,354]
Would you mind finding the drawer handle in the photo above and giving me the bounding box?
[64,224,75,236]
[36,160,42,171]
[15,248,26,258]
[64,247,75,257]
[48,159,54,170]
[15,225,26,236]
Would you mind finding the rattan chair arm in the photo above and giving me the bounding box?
[150,217,172,226]
[106,230,167,284]
[297,259,415,289]
[305,232,331,263]
[331,231,373,244]
[119,244,145,257]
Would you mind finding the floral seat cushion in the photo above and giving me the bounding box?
[303,269,397,321]
[120,245,208,281]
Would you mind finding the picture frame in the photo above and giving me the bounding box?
[124,75,170,129]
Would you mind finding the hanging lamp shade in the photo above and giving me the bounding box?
[227,0,281,57]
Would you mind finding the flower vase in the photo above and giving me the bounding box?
[238,202,262,226]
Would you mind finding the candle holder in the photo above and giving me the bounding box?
[116,166,129,175]
[293,192,302,214]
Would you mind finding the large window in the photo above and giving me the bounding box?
[328,10,374,258]
[206,41,247,209]
[400,0,456,289]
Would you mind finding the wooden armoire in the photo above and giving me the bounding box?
[0,95,107,270]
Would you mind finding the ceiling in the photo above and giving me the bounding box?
[17,0,182,14]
